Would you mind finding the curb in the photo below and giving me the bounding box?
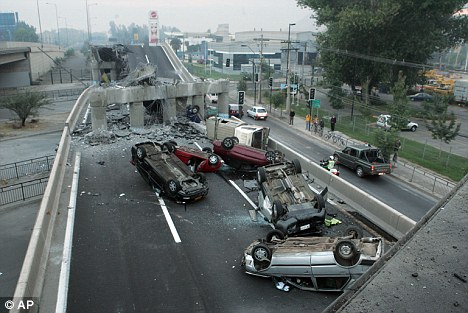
[0,128,64,142]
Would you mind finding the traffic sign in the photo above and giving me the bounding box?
[309,99,320,108]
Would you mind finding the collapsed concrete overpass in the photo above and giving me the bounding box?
[86,43,231,132]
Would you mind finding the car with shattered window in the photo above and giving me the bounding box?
[130,141,209,202]
[256,159,327,237]
[212,136,282,171]
[241,234,384,292]
[163,141,222,173]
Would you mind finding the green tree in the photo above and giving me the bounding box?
[14,21,39,42]
[424,95,461,156]
[0,92,50,127]
[170,38,182,54]
[328,84,345,111]
[388,71,411,131]
[238,77,247,92]
[373,129,399,161]
[297,0,468,90]
[271,92,285,109]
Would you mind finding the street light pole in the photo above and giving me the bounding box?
[85,0,90,43]
[85,1,97,44]
[45,2,60,49]
[286,23,295,115]
[59,17,68,47]
[242,43,260,106]
[252,60,257,105]
[258,34,264,104]
[36,0,43,48]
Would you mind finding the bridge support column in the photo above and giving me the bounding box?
[89,88,108,131]
[129,101,145,128]
[90,60,101,84]
[193,95,205,119]
[163,98,177,124]
[218,91,229,115]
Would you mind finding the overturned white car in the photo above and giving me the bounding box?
[242,235,384,292]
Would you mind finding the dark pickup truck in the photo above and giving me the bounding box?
[334,145,392,177]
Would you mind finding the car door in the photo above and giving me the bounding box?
[338,147,353,167]
[310,254,351,291]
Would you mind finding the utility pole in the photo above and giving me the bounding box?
[36,0,43,48]
[259,34,264,104]
[301,42,307,86]
[285,23,295,115]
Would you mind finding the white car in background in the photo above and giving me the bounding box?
[247,106,268,120]
[376,114,418,132]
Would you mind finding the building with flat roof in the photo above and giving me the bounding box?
[207,30,318,84]
[0,12,18,41]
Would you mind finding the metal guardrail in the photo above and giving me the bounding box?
[0,155,55,181]
[0,177,49,206]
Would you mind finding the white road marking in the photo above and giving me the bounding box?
[228,179,257,209]
[157,195,181,243]
[55,152,81,313]
[145,54,150,63]
[194,142,203,151]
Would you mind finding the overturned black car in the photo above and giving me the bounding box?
[130,141,209,202]
[256,159,327,237]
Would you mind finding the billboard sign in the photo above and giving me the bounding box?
[148,10,159,46]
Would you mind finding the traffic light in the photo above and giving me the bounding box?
[269,77,273,87]
[309,87,316,100]
[226,58,230,67]
[254,73,259,82]
[238,91,245,105]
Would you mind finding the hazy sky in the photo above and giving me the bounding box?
[2,0,319,34]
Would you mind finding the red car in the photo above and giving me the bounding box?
[163,142,222,173]
[212,137,282,171]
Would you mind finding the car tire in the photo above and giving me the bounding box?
[191,105,200,114]
[333,154,339,164]
[257,167,267,184]
[251,243,271,263]
[166,179,181,195]
[410,125,417,132]
[335,240,358,261]
[163,142,176,153]
[136,147,147,160]
[265,151,276,163]
[266,229,285,242]
[272,200,285,222]
[221,137,235,150]
[344,226,363,239]
[356,166,364,178]
[208,154,219,166]
[202,147,213,153]
[292,159,302,174]
[232,136,239,144]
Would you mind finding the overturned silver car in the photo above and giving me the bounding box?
[242,235,384,292]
